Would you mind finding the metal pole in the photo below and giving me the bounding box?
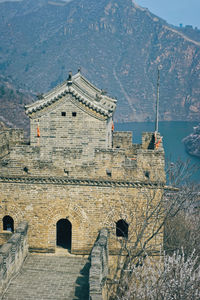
[155,67,160,133]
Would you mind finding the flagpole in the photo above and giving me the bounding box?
[155,67,160,133]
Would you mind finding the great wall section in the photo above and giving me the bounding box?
[0,71,166,299]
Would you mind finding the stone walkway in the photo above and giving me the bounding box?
[2,254,89,300]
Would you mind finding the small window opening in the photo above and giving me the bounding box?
[106,169,112,177]
[145,171,150,179]
[72,112,77,117]
[3,215,14,232]
[61,112,66,117]
[116,219,128,239]
[23,166,29,173]
[64,169,69,175]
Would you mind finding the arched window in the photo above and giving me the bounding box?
[56,219,72,251]
[3,215,14,232]
[116,219,128,239]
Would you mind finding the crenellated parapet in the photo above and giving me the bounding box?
[0,128,24,158]
[89,228,109,300]
[0,221,28,296]
[0,131,165,184]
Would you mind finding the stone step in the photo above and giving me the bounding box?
[2,254,90,300]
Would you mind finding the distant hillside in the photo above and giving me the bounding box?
[0,0,199,125]
[0,76,33,134]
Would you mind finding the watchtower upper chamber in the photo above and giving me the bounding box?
[25,71,117,157]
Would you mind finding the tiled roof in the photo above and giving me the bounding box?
[25,72,117,118]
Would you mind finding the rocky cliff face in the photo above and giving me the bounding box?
[183,124,200,158]
[0,0,199,126]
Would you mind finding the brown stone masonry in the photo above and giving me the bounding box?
[0,71,165,255]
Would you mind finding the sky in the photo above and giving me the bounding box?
[136,0,200,29]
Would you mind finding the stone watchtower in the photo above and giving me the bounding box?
[0,71,165,255]
[26,71,116,158]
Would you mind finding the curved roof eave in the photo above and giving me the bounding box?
[25,72,117,118]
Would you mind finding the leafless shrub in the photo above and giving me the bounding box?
[114,250,200,300]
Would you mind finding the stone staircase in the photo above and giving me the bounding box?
[2,254,89,300]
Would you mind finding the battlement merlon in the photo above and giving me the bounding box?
[0,128,24,158]
[112,131,165,183]
[113,131,164,151]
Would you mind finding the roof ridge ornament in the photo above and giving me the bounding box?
[67,71,72,85]
[95,93,102,102]
[101,89,107,95]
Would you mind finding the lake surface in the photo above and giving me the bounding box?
[115,121,200,183]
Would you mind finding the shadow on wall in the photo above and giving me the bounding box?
[74,261,90,300]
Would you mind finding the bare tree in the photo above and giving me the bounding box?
[106,160,199,300]
[164,193,200,258]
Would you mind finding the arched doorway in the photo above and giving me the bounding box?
[3,215,14,232]
[116,219,129,239]
[56,219,72,250]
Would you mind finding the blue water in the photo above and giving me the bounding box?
[115,122,200,183]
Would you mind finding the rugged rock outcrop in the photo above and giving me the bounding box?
[183,124,200,158]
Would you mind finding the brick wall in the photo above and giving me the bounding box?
[0,232,12,246]
[29,95,112,157]
[0,132,165,183]
[0,180,163,254]
[0,129,24,158]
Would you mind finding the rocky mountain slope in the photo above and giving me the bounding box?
[0,0,199,126]
[0,75,33,134]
